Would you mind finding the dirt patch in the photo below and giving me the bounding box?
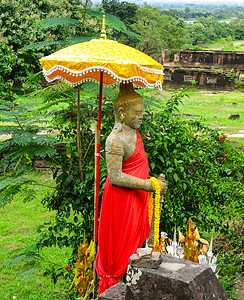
[0,130,59,141]
[233,41,244,46]
[228,134,244,138]
[6,243,20,249]
[40,215,53,219]
[0,134,12,141]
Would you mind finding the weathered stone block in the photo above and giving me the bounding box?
[126,255,227,300]
[136,247,152,258]
[129,251,162,269]
[99,283,126,300]
[99,254,228,300]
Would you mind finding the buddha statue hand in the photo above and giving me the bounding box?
[158,174,167,195]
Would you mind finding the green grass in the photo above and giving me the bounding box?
[11,87,244,140]
[199,40,244,51]
[0,172,73,299]
[16,94,69,111]
[145,89,244,146]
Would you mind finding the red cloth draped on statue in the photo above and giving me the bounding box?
[95,131,150,295]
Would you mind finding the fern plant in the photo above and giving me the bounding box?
[24,4,142,50]
[0,101,57,207]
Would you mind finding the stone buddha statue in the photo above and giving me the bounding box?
[95,82,167,295]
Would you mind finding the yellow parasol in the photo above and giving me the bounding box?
[40,16,164,295]
[40,19,164,90]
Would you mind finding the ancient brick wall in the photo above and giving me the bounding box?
[151,49,244,89]
[163,67,235,90]
[160,49,244,70]
[177,50,244,70]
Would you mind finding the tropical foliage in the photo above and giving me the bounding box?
[0,0,81,84]
[0,40,17,101]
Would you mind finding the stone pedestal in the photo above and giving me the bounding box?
[99,283,126,300]
[99,254,228,300]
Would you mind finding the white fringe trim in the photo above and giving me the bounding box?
[42,65,163,91]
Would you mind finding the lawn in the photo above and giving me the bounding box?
[0,172,73,299]
[145,89,244,146]
[198,40,244,51]
[13,88,244,142]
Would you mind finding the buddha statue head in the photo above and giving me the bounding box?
[113,82,144,129]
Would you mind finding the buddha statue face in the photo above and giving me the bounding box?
[119,101,144,129]
[113,82,144,129]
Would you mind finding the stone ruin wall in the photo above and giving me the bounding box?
[176,50,244,70]
[152,49,244,90]
[163,68,235,90]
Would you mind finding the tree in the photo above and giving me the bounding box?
[102,0,139,46]
[231,19,244,40]
[183,16,233,46]
[132,5,187,55]
[185,7,190,16]
[0,39,17,101]
[102,0,138,27]
[0,0,81,84]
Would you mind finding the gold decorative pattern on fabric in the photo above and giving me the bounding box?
[40,39,164,90]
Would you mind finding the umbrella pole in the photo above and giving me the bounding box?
[77,85,84,182]
[93,71,103,298]
[93,120,98,299]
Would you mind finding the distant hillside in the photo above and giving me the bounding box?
[92,0,244,9]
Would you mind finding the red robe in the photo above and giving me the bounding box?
[95,131,150,294]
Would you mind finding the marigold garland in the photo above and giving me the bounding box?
[148,192,154,227]
[148,177,161,251]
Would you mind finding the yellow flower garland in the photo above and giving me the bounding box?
[148,177,161,251]
[148,192,154,227]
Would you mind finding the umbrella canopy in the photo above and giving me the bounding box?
[40,38,164,90]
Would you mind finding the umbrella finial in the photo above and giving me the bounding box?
[100,15,107,39]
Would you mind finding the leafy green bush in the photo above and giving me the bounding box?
[234,79,244,91]
[0,40,17,101]
[139,88,243,236]
[215,219,243,295]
